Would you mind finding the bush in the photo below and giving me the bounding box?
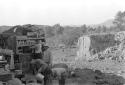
[61,28,83,47]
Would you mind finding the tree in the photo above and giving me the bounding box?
[61,28,83,47]
[87,26,96,34]
[113,11,125,30]
[102,25,107,32]
[81,24,87,33]
[53,24,64,35]
[95,26,102,33]
[56,26,64,35]
[45,27,55,38]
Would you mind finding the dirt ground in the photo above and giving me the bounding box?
[51,47,125,79]
[22,47,125,85]
[52,78,94,85]
[51,48,77,64]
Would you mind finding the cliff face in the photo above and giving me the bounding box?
[76,36,91,60]
[96,31,125,61]
[76,31,125,61]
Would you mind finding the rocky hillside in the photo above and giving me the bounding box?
[90,19,114,28]
[69,31,125,79]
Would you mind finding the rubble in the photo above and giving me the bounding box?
[71,31,125,75]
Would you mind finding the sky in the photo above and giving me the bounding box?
[0,0,125,26]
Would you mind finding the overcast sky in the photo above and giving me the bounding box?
[0,0,125,26]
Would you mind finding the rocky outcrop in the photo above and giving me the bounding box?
[76,36,91,60]
[76,33,119,60]
[72,31,125,74]
[93,31,125,61]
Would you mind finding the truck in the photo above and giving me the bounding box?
[0,25,50,84]
[0,49,14,84]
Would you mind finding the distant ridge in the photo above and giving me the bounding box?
[90,19,114,28]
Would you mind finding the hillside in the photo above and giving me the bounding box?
[3,24,45,35]
[90,19,114,28]
[0,26,12,33]
[99,19,114,27]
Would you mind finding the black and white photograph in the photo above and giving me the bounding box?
[0,0,125,85]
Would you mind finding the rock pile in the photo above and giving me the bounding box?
[71,31,125,73]
[94,31,125,61]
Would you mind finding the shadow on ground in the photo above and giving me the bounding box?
[68,68,125,85]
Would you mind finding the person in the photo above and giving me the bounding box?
[59,72,66,85]
[42,46,52,65]
[30,59,47,74]
[31,40,42,59]
[30,59,47,84]
[42,46,53,85]
[38,63,52,85]
[30,59,52,85]
[35,40,42,53]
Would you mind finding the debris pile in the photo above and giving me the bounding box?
[94,31,125,61]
